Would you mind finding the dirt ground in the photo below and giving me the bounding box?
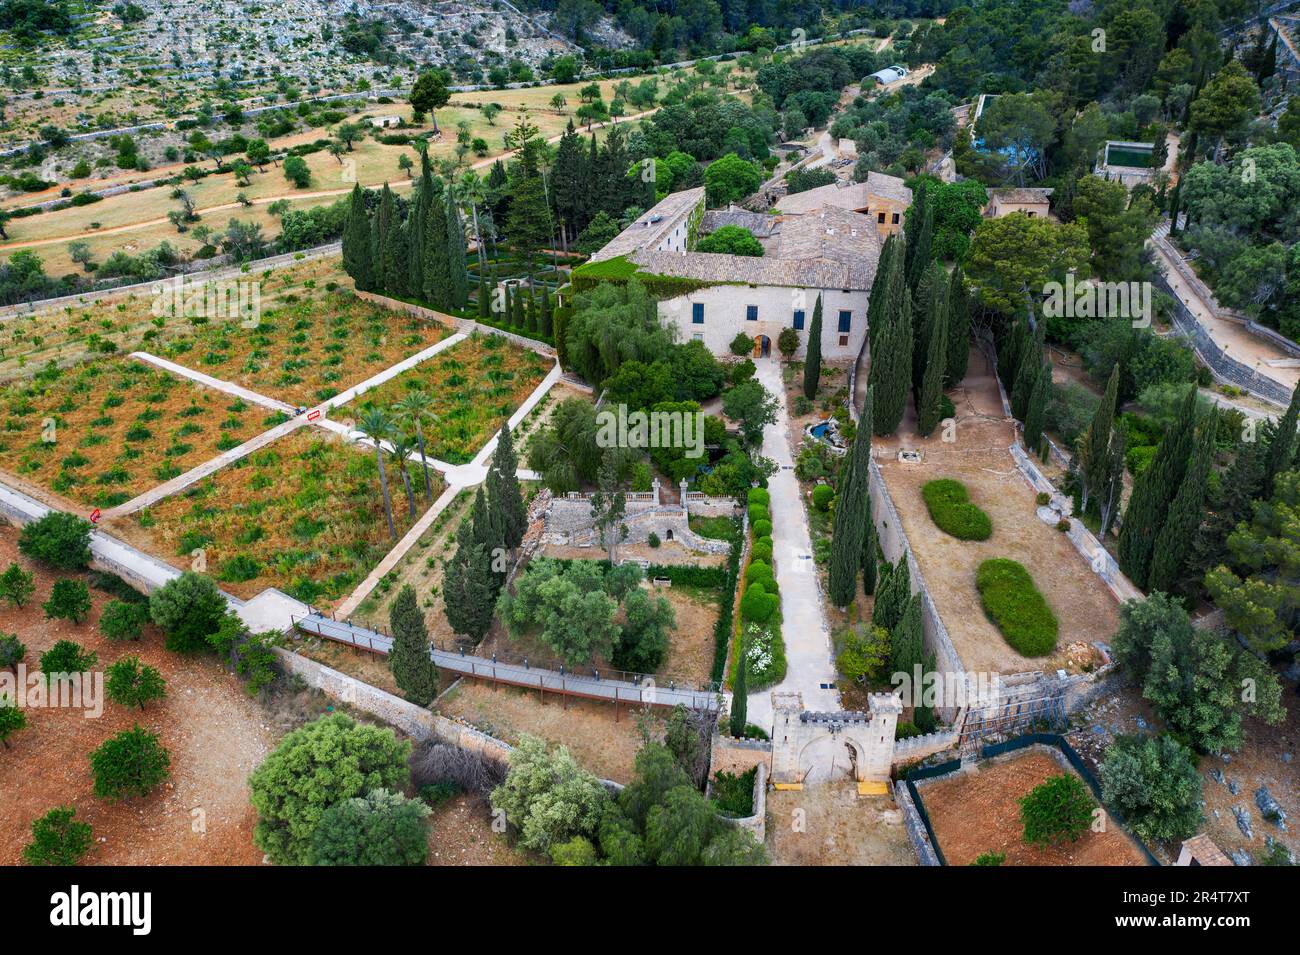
[0,528,276,865]
[917,749,1148,866]
[435,679,659,784]
[540,541,726,567]
[426,792,530,866]
[1068,678,1299,865]
[766,785,917,865]
[873,346,1120,675]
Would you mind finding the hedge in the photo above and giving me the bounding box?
[975,558,1058,656]
[750,540,773,563]
[747,488,770,506]
[645,564,726,589]
[921,479,992,541]
[710,531,745,684]
[747,503,770,524]
[740,581,778,623]
[752,519,772,538]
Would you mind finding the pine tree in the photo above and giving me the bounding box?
[1262,379,1300,495]
[1148,409,1218,594]
[1022,362,1050,452]
[945,265,970,386]
[342,184,374,291]
[1119,385,1199,588]
[829,386,873,606]
[1079,366,1119,514]
[729,636,748,737]
[872,553,911,632]
[916,288,949,437]
[487,422,528,554]
[445,184,469,309]
[442,521,497,641]
[803,293,823,400]
[889,593,923,678]
[388,584,438,705]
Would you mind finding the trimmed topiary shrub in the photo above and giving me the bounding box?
[750,540,773,563]
[740,581,778,622]
[811,484,834,511]
[975,558,1058,656]
[752,519,772,538]
[747,488,769,506]
[921,479,992,541]
[747,503,770,524]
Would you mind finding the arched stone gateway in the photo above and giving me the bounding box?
[770,691,902,792]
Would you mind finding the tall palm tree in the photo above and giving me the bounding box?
[389,435,417,520]
[357,408,397,539]
[392,390,438,504]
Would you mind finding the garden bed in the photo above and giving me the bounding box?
[106,429,434,604]
[0,357,270,509]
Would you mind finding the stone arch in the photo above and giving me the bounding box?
[797,733,866,784]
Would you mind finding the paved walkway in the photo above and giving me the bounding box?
[130,351,298,413]
[295,613,719,711]
[746,358,840,731]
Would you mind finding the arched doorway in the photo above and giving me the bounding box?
[753,335,772,358]
[797,735,862,784]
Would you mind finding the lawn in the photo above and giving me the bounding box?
[154,287,449,407]
[0,357,271,509]
[350,332,550,464]
[111,429,436,604]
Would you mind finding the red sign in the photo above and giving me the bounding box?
[89,508,101,524]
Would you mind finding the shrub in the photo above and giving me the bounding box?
[729,332,755,356]
[647,531,660,548]
[39,640,96,680]
[740,581,778,622]
[100,599,148,641]
[752,518,773,538]
[18,513,93,570]
[710,767,757,817]
[747,503,770,523]
[1019,772,1094,847]
[750,540,773,563]
[249,713,411,865]
[490,735,608,853]
[309,788,430,866]
[971,850,1006,866]
[105,656,166,710]
[0,698,27,748]
[0,633,25,670]
[43,579,92,624]
[0,562,35,607]
[747,488,769,506]
[921,479,992,541]
[975,558,1058,656]
[23,807,92,865]
[811,484,835,511]
[149,571,227,653]
[1035,491,1050,506]
[90,725,171,800]
[1099,734,1203,844]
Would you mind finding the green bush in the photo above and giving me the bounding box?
[23,807,92,865]
[18,513,93,570]
[1019,772,1094,847]
[100,599,149,641]
[975,558,1058,656]
[740,581,778,622]
[39,639,96,680]
[710,767,757,817]
[747,488,769,506]
[90,725,171,800]
[747,503,770,524]
[750,540,773,563]
[752,519,772,538]
[921,479,992,541]
[811,484,835,511]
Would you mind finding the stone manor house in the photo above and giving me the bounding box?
[587,175,911,362]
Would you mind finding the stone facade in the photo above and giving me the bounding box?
[769,691,902,786]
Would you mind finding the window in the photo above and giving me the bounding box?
[692,332,703,342]
[746,305,758,321]
[839,335,849,347]
[837,310,852,333]
[891,212,900,224]
[877,211,887,223]
[793,309,805,330]
[692,302,704,324]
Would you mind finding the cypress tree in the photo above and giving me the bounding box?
[445,184,469,310]
[1148,409,1218,594]
[903,181,928,280]
[997,319,1025,388]
[829,386,874,607]
[1119,385,1199,588]
[861,516,878,596]
[342,184,374,291]
[1097,424,1127,539]
[512,282,526,328]
[729,636,748,738]
[388,584,438,705]
[889,593,923,678]
[539,285,553,337]
[913,651,937,732]
[1022,362,1050,452]
[407,153,434,294]
[871,553,911,632]
[1080,366,1120,513]
[525,283,538,333]
[945,265,970,386]
[1010,320,1044,421]
[906,198,934,292]
[423,181,452,309]
[1192,432,1266,574]
[916,280,949,437]
[478,271,490,319]
[867,235,897,355]
[870,248,912,436]
[1262,379,1300,494]
[468,485,503,583]
[443,521,497,641]
[803,293,823,400]
[911,263,939,392]
[487,422,527,553]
